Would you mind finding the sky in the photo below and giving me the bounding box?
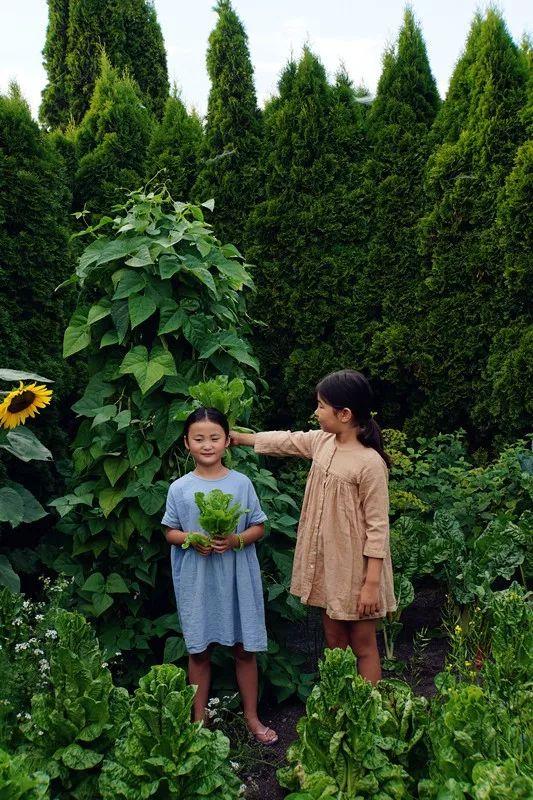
[1,0,531,120]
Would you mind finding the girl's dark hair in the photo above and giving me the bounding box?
[316,370,391,468]
[183,407,230,439]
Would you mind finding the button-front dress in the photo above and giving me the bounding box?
[255,430,397,620]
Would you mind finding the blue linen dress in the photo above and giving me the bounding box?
[161,469,268,654]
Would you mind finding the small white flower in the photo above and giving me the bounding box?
[25,713,31,720]
[39,659,50,673]
[13,618,23,627]
[102,662,108,668]
[28,638,37,644]
[38,730,44,736]
[45,629,58,640]
[15,642,29,652]
[230,761,240,771]
[33,648,44,656]
[238,784,246,796]
[35,614,44,622]
[206,708,217,719]
[212,716,222,724]
[207,697,220,707]
[22,600,32,610]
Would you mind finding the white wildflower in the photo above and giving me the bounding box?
[13,618,23,627]
[34,614,44,622]
[15,642,29,652]
[238,784,246,796]
[45,629,58,640]
[207,697,220,707]
[230,761,240,771]
[33,648,44,656]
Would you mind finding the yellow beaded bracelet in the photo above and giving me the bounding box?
[236,533,245,550]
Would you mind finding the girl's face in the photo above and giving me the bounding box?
[185,420,230,467]
[314,394,354,433]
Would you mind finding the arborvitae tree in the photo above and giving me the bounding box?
[428,13,483,146]
[146,88,203,199]
[355,8,440,424]
[40,0,168,128]
[472,82,532,445]
[40,0,70,129]
[411,9,528,443]
[0,85,77,493]
[72,55,153,214]
[247,51,367,424]
[192,0,262,247]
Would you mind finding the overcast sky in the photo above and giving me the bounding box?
[1,0,531,120]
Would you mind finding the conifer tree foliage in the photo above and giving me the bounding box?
[247,51,368,425]
[72,55,153,214]
[40,0,70,130]
[192,0,262,248]
[410,10,528,442]
[40,0,168,129]
[146,89,203,200]
[357,8,440,424]
[0,85,76,486]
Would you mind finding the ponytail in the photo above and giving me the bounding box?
[356,416,391,469]
[316,369,391,469]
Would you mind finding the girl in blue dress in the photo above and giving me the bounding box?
[161,407,278,745]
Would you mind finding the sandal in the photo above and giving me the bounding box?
[249,725,279,746]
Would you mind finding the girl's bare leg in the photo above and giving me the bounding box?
[348,619,381,684]
[321,610,351,649]
[189,649,212,722]
[233,643,277,743]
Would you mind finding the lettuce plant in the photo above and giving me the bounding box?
[0,749,49,800]
[20,608,129,799]
[418,683,532,799]
[278,648,428,799]
[99,663,241,799]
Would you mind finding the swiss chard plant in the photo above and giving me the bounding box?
[19,608,129,800]
[99,663,241,800]
[0,749,49,800]
[277,647,428,799]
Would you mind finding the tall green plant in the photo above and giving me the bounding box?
[40,0,168,128]
[52,187,259,663]
[72,54,153,214]
[146,89,203,200]
[411,9,528,443]
[192,0,262,248]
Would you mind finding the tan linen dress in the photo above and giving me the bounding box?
[255,430,397,620]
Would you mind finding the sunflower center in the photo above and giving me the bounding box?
[8,391,37,413]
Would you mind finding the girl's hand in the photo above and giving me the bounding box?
[229,430,241,446]
[358,580,381,617]
[192,541,212,556]
[211,534,238,553]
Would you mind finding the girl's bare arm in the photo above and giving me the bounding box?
[163,527,188,546]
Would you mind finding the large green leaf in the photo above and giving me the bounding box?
[87,299,112,326]
[0,487,23,527]
[103,457,129,487]
[63,310,91,357]
[127,430,153,466]
[6,482,47,524]
[106,573,129,594]
[99,488,125,518]
[0,555,20,592]
[82,572,106,594]
[112,270,147,300]
[0,369,52,383]
[129,294,157,329]
[119,346,176,394]
[0,427,52,462]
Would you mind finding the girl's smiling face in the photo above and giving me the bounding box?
[314,393,353,433]
[185,419,230,466]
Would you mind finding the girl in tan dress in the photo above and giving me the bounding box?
[230,369,396,684]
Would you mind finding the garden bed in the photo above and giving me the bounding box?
[240,582,448,799]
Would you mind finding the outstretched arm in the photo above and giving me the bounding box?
[230,429,320,459]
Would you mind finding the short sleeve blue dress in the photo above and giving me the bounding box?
[161,469,268,654]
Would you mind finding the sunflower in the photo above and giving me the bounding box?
[0,382,53,429]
